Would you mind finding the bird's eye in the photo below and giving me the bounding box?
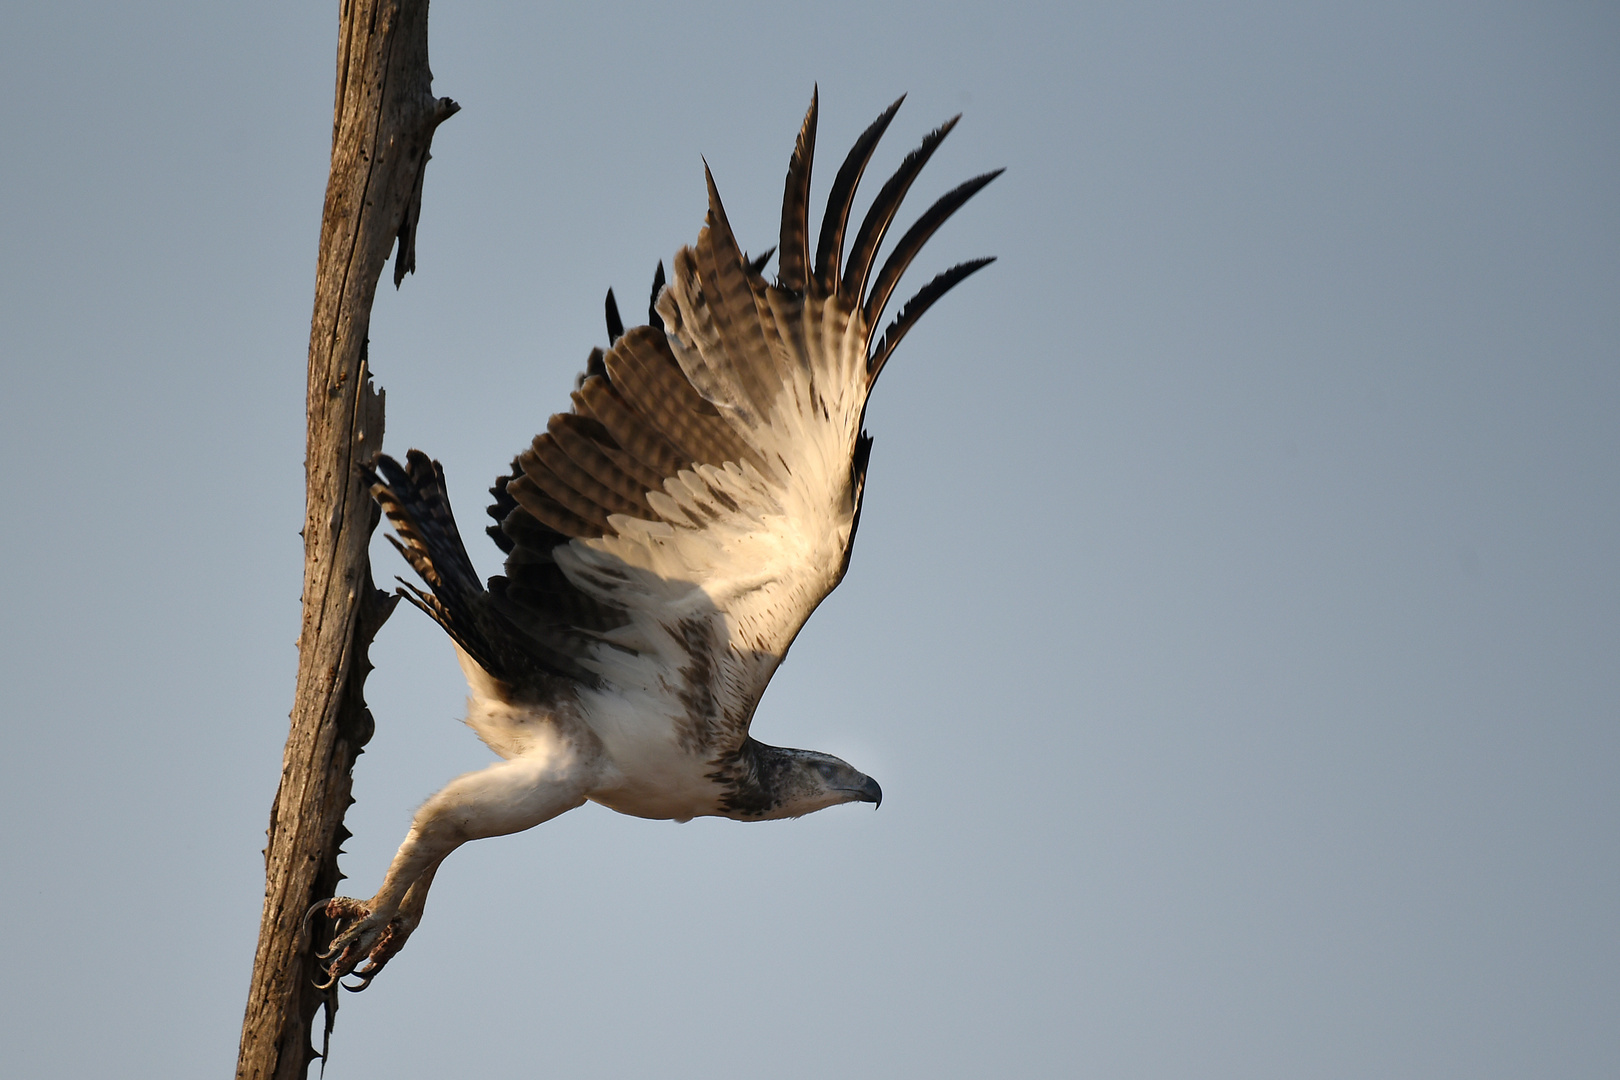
[817,763,836,780]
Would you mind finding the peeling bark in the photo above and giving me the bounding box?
[238,3,455,1077]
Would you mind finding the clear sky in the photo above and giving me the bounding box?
[1,2,1615,1077]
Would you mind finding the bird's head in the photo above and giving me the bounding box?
[786,749,884,815]
[723,742,883,820]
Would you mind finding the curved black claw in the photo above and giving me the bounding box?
[303,897,332,944]
[342,949,399,992]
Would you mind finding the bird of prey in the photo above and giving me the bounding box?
[314,91,1000,989]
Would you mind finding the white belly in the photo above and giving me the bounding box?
[573,683,728,821]
[457,645,732,822]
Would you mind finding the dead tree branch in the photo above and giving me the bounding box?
[238,3,455,1077]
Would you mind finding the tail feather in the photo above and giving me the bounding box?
[371,450,596,689]
[370,452,482,602]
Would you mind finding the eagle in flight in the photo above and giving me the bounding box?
[315,91,999,989]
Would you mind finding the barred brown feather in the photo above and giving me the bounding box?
[814,95,905,292]
[841,115,960,309]
[777,90,817,292]
[862,168,1004,335]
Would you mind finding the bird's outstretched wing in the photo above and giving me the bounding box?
[378,92,999,757]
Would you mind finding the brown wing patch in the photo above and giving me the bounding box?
[525,431,645,522]
[546,414,656,510]
[573,376,691,489]
[603,327,759,471]
[506,472,603,538]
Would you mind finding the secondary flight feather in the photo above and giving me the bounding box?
[313,91,1000,988]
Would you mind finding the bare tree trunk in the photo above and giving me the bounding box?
[238,3,455,1077]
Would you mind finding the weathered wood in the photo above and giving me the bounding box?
[238,2,455,1077]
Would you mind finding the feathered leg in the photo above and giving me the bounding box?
[315,735,600,988]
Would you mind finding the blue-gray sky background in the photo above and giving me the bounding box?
[2,2,1615,1077]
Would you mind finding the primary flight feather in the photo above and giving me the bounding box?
[315,91,1000,988]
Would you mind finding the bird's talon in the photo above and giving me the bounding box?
[306,896,414,992]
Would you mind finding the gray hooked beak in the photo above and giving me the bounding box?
[857,775,883,809]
